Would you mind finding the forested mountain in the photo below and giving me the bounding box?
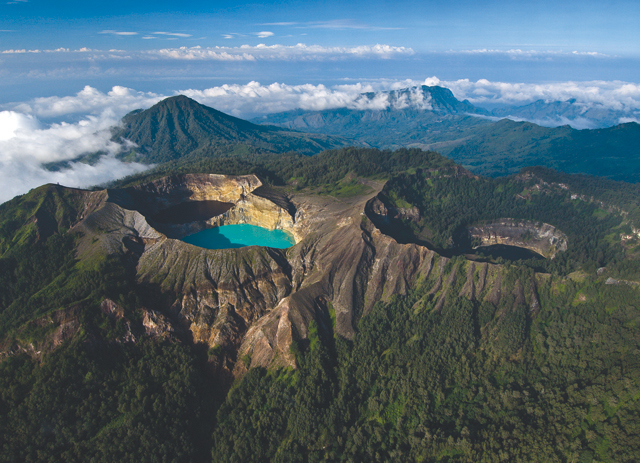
[1,146,640,462]
[438,119,640,181]
[112,95,354,163]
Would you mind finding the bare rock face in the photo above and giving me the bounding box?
[67,174,544,377]
[468,219,568,259]
[142,310,176,339]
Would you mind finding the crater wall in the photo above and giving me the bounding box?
[468,219,568,259]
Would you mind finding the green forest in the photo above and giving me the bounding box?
[1,147,640,462]
[2,267,639,462]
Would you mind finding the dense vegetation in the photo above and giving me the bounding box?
[3,266,638,462]
[0,340,214,462]
[0,185,142,340]
[1,146,640,461]
[255,109,492,150]
[208,270,640,462]
[111,147,455,192]
[441,120,640,182]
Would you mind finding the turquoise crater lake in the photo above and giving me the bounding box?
[181,224,296,250]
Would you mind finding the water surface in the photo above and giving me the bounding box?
[182,224,295,249]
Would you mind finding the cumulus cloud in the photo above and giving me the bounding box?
[2,49,39,54]
[260,22,297,26]
[180,81,380,116]
[440,78,640,111]
[154,46,255,61]
[10,85,163,119]
[304,19,403,31]
[7,79,640,122]
[179,81,432,117]
[173,78,640,120]
[0,110,149,203]
[149,43,414,61]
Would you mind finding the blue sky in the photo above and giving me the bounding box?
[1,0,639,103]
[2,0,639,54]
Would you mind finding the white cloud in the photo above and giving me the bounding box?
[0,111,40,140]
[149,43,414,61]
[153,31,192,38]
[254,31,274,38]
[154,46,255,61]
[260,22,297,26]
[2,49,39,54]
[441,78,640,111]
[304,19,402,31]
[0,110,149,203]
[11,85,163,119]
[7,79,640,123]
[500,115,598,130]
[174,78,640,120]
[179,81,428,117]
[100,30,138,36]
[450,49,610,58]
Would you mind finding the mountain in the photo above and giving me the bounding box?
[435,119,640,181]
[490,98,640,129]
[112,95,356,163]
[255,87,640,182]
[359,85,487,114]
[2,147,640,461]
[254,86,492,149]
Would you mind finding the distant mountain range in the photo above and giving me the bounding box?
[42,89,637,184]
[254,85,640,182]
[491,98,639,129]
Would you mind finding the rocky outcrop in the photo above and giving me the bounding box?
[366,196,421,224]
[468,219,568,259]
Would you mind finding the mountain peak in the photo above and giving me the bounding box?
[360,85,486,115]
[113,96,351,163]
[145,94,219,115]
